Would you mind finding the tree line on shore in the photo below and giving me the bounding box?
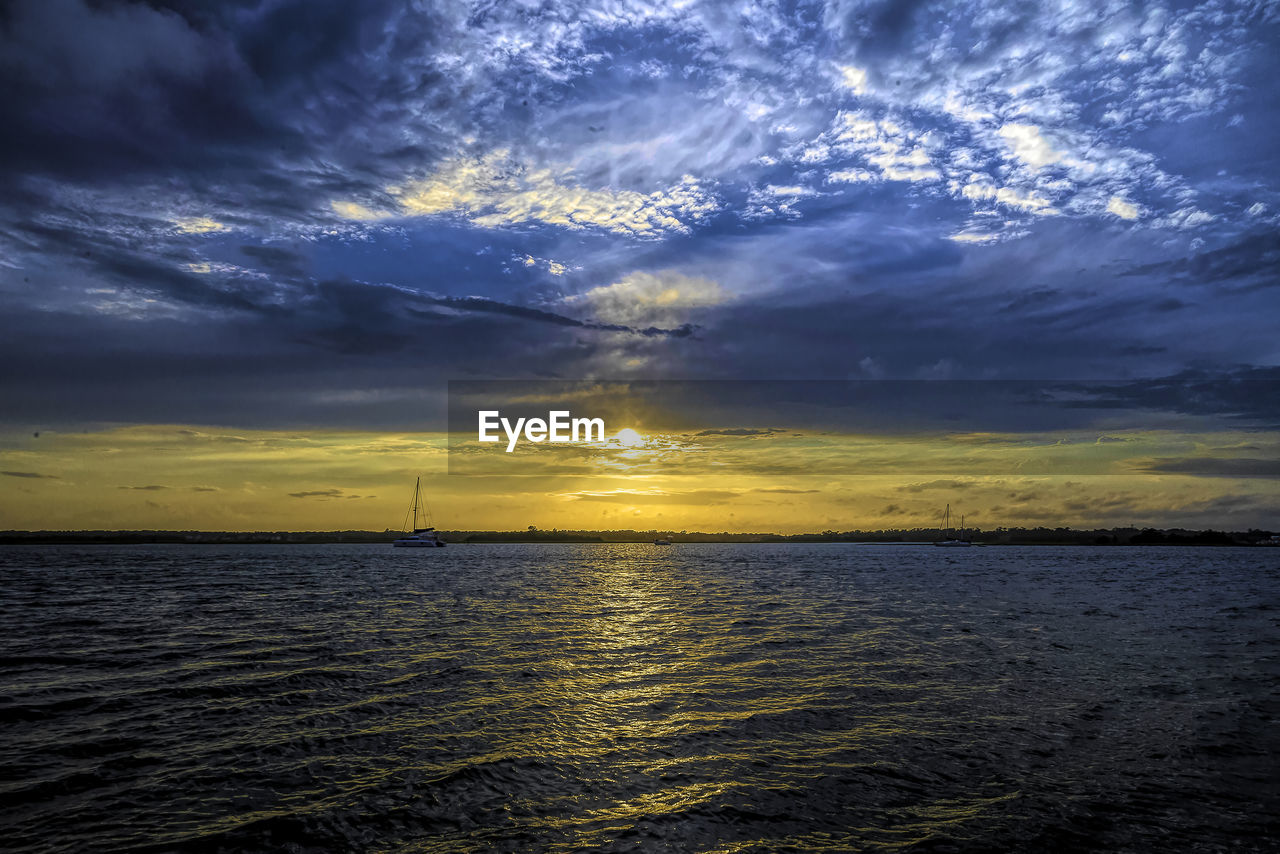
[1,526,1276,545]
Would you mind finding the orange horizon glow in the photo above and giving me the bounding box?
[1,423,1276,532]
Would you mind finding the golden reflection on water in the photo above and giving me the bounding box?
[540,545,687,753]
[481,544,949,846]
[539,780,733,831]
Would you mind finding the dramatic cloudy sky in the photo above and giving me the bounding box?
[1,0,1277,531]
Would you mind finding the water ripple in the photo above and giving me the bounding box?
[0,543,1277,852]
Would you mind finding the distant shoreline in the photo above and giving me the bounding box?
[1,528,1274,547]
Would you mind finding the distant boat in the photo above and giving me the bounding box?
[653,538,672,545]
[934,504,972,547]
[392,477,446,548]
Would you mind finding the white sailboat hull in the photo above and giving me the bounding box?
[393,538,445,548]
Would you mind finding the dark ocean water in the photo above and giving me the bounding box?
[0,543,1277,853]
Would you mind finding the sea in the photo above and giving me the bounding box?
[1,543,1277,853]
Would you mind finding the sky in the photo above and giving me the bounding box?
[1,0,1278,532]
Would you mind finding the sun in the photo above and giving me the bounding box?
[613,427,646,447]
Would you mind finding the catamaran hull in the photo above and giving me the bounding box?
[393,540,446,547]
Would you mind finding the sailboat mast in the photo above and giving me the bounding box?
[413,476,421,530]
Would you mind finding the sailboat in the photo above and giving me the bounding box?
[934,503,972,547]
[392,477,446,547]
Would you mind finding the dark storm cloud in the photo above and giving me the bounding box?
[0,0,450,198]
[289,489,344,499]
[0,274,717,429]
[1138,458,1280,477]
[824,0,935,64]
[1123,231,1280,289]
[1056,368,1280,426]
[413,295,698,338]
[283,278,699,358]
[694,287,1138,381]
[1,471,58,479]
[8,213,288,315]
[0,0,476,338]
[239,245,307,275]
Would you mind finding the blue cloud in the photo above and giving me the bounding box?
[0,0,1278,429]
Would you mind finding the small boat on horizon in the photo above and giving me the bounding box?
[653,538,672,545]
[934,503,972,547]
[393,477,446,548]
